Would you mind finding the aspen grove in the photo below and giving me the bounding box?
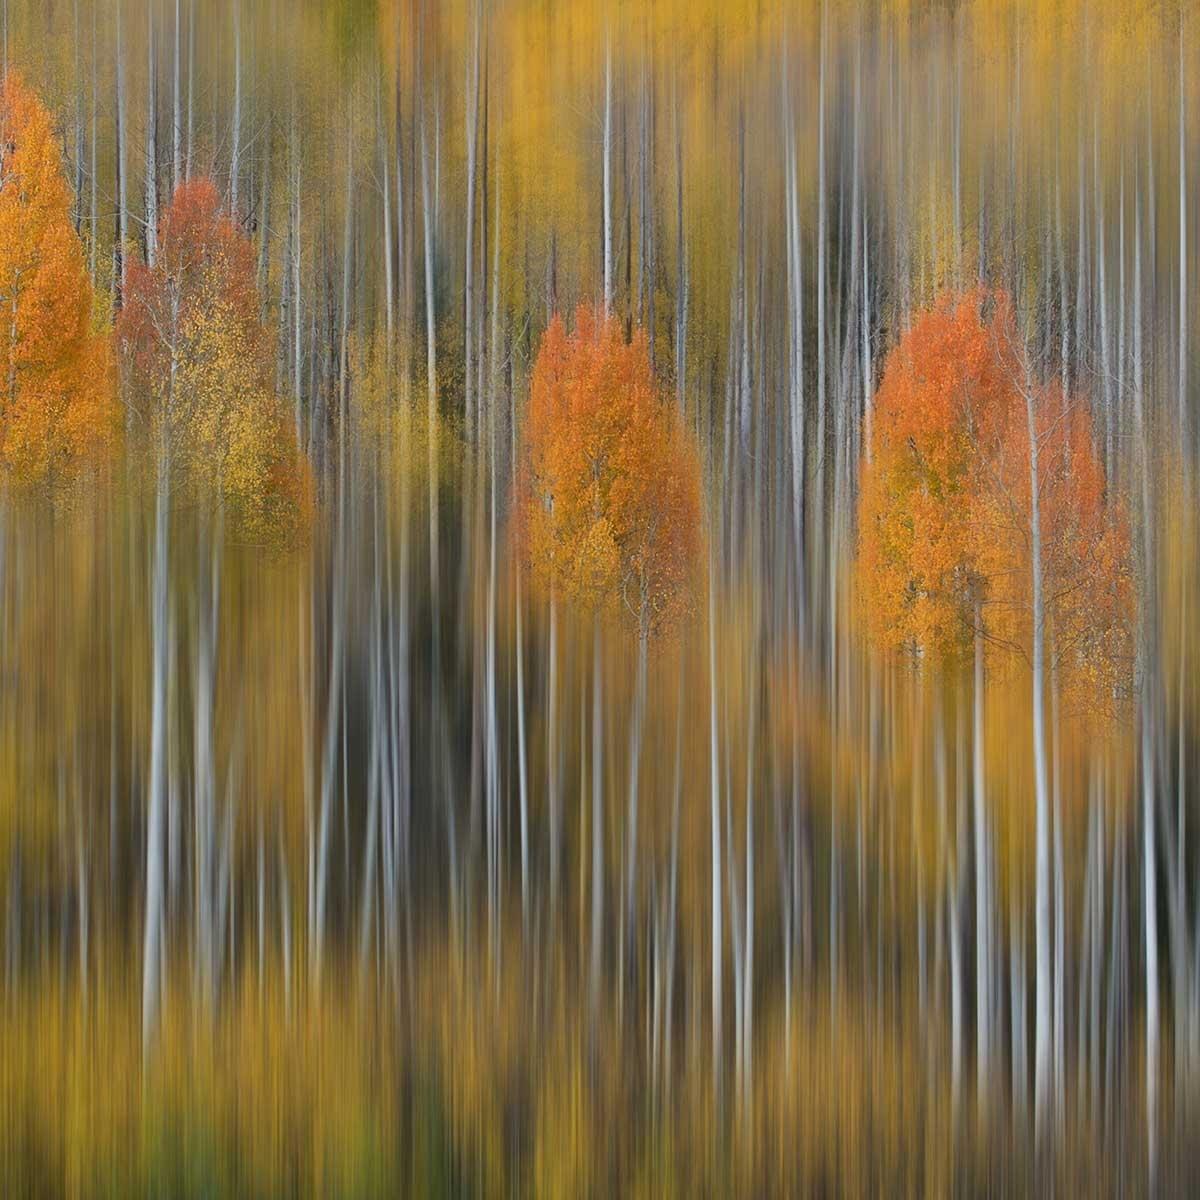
[0,1,1197,1194]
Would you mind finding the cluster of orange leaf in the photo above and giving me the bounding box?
[0,73,112,487]
[857,288,1132,717]
[521,305,702,637]
[116,178,312,544]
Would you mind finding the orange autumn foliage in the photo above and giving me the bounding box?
[521,306,702,636]
[118,177,263,380]
[0,72,112,487]
[857,288,1132,713]
[996,387,1134,727]
[857,288,1022,664]
[117,179,312,544]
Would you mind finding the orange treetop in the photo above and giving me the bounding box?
[522,305,702,638]
[0,72,112,487]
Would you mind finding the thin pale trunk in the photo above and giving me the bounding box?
[815,0,828,638]
[1026,369,1052,1137]
[742,646,756,1103]
[291,114,303,443]
[973,612,992,1108]
[1181,30,1189,439]
[89,0,97,280]
[663,661,683,1089]
[358,495,385,982]
[172,0,181,190]
[674,68,687,414]
[72,0,83,231]
[194,511,221,1010]
[1012,893,1028,1121]
[1079,773,1098,1116]
[463,0,479,440]
[186,0,194,177]
[1133,166,1159,1172]
[380,88,394,353]
[314,151,353,986]
[230,0,242,217]
[603,35,613,313]
[278,826,292,1014]
[625,622,648,950]
[143,438,171,1050]
[115,0,128,297]
[783,45,805,638]
[1052,652,1066,1119]
[1143,708,1159,1166]
[709,557,722,1090]
[590,619,604,1012]
[548,592,560,909]
[515,575,529,933]
[1096,119,1113,475]
[945,700,963,1111]
[421,75,439,600]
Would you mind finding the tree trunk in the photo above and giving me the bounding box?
[603,35,613,313]
[590,618,604,1013]
[708,556,722,1090]
[143,437,171,1050]
[230,0,242,218]
[625,621,648,955]
[973,611,992,1108]
[115,0,128,298]
[1025,368,1053,1137]
[172,0,182,190]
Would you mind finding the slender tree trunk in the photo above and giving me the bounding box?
[1012,892,1028,1121]
[1025,362,1053,1137]
[708,555,722,1090]
[548,592,560,910]
[380,85,394,354]
[603,35,613,313]
[1181,28,1189,443]
[421,62,439,601]
[742,637,756,1104]
[674,69,687,414]
[463,0,479,439]
[115,0,128,298]
[291,110,303,443]
[514,575,529,933]
[194,509,221,1009]
[625,620,648,954]
[89,0,97,280]
[186,0,194,178]
[1053,685,1066,1123]
[230,0,242,218]
[815,0,828,647]
[590,618,604,1013]
[973,613,992,1109]
[357,577,383,984]
[314,147,353,987]
[1143,700,1160,1167]
[143,435,171,1050]
[172,0,182,191]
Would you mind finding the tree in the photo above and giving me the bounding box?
[858,287,1132,1128]
[118,177,311,541]
[523,306,701,626]
[521,304,702,1007]
[0,72,111,488]
[857,289,1021,1107]
[856,289,1021,666]
[992,364,1133,1132]
[117,177,310,1046]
